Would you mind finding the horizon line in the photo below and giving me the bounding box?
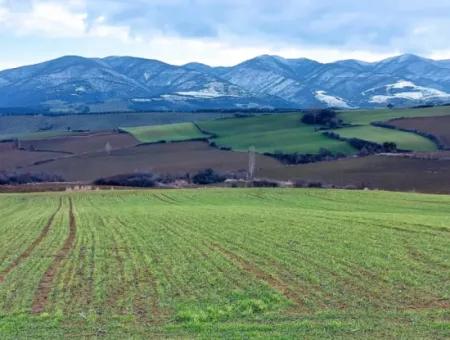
[0,52,448,72]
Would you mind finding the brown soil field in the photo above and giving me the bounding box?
[0,142,14,152]
[1,132,140,172]
[260,155,450,194]
[0,146,62,171]
[3,133,450,193]
[388,115,450,149]
[21,131,139,154]
[15,141,283,181]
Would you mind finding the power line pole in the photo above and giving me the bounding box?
[248,146,255,181]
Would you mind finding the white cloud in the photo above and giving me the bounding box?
[88,16,133,43]
[0,2,8,23]
[125,35,399,66]
[16,2,87,38]
[1,0,450,68]
[0,1,134,41]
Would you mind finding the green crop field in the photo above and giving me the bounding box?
[339,106,450,125]
[197,113,355,154]
[332,125,437,151]
[0,189,449,338]
[121,122,209,144]
[328,106,450,152]
[0,130,78,142]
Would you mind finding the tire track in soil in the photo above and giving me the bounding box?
[0,198,63,283]
[32,197,77,314]
[208,242,307,309]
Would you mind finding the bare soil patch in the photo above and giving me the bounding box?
[17,141,282,182]
[21,131,139,155]
[261,155,450,194]
[0,146,62,171]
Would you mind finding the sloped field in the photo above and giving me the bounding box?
[332,125,437,151]
[121,122,209,143]
[387,115,450,149]
[0,189,449,338]
[197,114,355,154]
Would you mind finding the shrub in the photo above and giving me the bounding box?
[251,179,280,187]
[348,138,399,154]
[0,172,64,185]
[301,109,343,128]
[94,172,158,187]
[192,168,226,185]
[267,148,346,165]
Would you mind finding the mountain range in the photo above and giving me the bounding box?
[1,53,450,113]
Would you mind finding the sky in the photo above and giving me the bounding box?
[1,0,450,70]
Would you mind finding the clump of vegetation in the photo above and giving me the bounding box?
[267,148,346,164]
[348,138,398,155]
[0,171,64,185]
[192,168,226,185]
[301,109,343,128]
[94,172,158,187]
[323,131,399,155]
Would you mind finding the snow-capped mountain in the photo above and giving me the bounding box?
[1,54,450,112]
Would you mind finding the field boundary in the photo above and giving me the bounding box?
[0,197,63,283]
[32,197,77,313]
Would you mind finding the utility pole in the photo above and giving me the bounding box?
[248,146,255,180]
[105,141,112,155]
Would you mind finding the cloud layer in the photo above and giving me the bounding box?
[1,0,450,70]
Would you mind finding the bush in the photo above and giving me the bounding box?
[251,179,280,187]
[0,172,64,185]
[94,173,158,187]
[301,109,343,128]
[348,138,399,154]
[192,168,226,185]
[267,148,346,165]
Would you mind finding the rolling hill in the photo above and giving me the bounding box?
[1,54,450,112]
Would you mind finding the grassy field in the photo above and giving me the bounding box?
[0,189,449,338]
[338,106,450,125]
[332,125,437,151]
[197,114,356,154]
[121,122,209,143]
[329,106,450,152]
[0,130,81,142]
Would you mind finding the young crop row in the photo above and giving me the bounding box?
[0,189,449,338]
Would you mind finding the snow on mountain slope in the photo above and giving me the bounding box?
[1,54,450,112]
[366,80,450,104]
[315,91,350,108]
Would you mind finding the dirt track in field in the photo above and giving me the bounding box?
[32,197,77,313]
[0,198,62,283]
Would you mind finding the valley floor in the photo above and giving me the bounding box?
[0,188,449,338]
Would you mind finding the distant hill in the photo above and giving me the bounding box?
[1,54,450,113]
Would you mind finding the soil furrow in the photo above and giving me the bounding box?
[209,242,306,308]
[0,197,63,283]
[32,197,77,313]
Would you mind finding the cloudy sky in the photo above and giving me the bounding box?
[1,0,450,70]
